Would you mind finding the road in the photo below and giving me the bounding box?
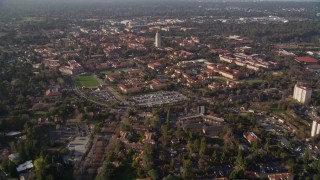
[68,75,128,107]
[106,86,129,105]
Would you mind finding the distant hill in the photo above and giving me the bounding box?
[1,0,320,3]
[2,0,320,2]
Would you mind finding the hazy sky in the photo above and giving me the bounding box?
[1,0,320,1]
[0,0,319,4]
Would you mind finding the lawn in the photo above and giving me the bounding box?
[99,70,114,75]
[75,75,100,88]
[34,111,47,116]
[213,77,228,83]
[244,79,263,85]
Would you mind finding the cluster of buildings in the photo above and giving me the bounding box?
[34,47,58,58]
[59,60,84,75]
[45,86,62,98]
[207,80,240,90]
[164,58,245,90]
[236,16,289,24]
[33,45,84,75]
[178,36,200,47]
[206,62,244,80]
[85,57,134,71]
[118,126,156,150]
[166,59,208,88]
[177,114,227,137]
[219,53,279,71]
[169,50,196,60]
[294,56,320,73]
[106,69,168,94]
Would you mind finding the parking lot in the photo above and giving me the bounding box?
[203,165,233,178]
[130,91,187,107]
[257,116,288,136]
[88,89,116,102]
[50,124,90,144]
[257,162,287,175]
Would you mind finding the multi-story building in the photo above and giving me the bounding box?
[155,31,161,48]
[311,119,320,137]
[293,83,312,104]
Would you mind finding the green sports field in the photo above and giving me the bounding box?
[75,75,100,88]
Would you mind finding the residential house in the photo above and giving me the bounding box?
[243,132,261,144]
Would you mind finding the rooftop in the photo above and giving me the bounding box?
[296,56,318,64]
[16,160,33,173]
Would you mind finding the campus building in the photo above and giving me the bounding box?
[311,119,320,137]
[155,31,161,48]
[293,83,312,104]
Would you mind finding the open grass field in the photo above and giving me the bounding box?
[75,75,100,88]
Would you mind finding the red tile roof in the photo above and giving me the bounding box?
[243,132,260,144]
[296,56,318,64]
[268,173,293,180]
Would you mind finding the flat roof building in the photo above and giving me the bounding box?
[311,119,320,137]
[293,83,312,104]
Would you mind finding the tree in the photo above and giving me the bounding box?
[264,138,270,152]
[182,160,193,180]
[163,174,177,180]
[34,155,46,179]
[199,137,207,156]
[7,160,18,178]
[148,169,159,180]
[175,127,186,140]
[287,158,298,175]
[170,158,175,171]
[96,161,114,180]
[193,139,200,153]
[143,144,154,171]
[1,158,18,178]
[220,152,226,164]
[166,108,171,128]
[235,152,247,172]
[114,140,123,154]
[160,125,168,148]
[198,157,208,173]
[229,169,245,180]
[303,152,309,164]
[211,151,218,164]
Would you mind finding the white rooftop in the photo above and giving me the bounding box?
[6,131,22,136]
[16,160,33,172]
